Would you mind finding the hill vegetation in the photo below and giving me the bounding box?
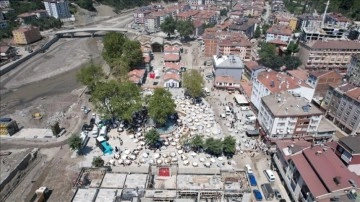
[96,0,159,12]
[284,0,360,20]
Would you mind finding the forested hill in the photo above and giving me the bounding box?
[97,0,177,12]
[284,0,360,21]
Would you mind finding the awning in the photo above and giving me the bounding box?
[234,94,248,104]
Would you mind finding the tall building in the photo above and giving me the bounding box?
[258,92,323,140]
[335,136,360,175]
[250,70,315,110]
[322,83,360,135]
[43,0,71,19]
[346,54,360,86]
[298,40,360,73]
[12,26,41,45]
[306,70,343,98]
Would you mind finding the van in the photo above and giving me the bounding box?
[240,106,250,111]
[225,106,231,115]
[245,164,253,174]
[99,125,107,137]
[261,183,274,200]
[264,170,276,182]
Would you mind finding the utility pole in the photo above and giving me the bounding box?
[321,0,330,28]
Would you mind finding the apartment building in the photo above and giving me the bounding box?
[228,18,258,39]
[43,0,71,19]
[298,40,360,73]
[265,24,292,45]
[217,37,252,62]
[335,136,360,175]
[273,141,360,202]
[325,12,351,29]
[322,83,360,135]
[145,11,171,33]
[346,54,360,86]
[193,10,217,25]
[251,70,315,110]
[306,70,343,98]
[133,7,153,24]
[258,92,323,140]
[177,10,199,21]
[213,55,244,90]
[296,14,322,31]
[12,26,42,45]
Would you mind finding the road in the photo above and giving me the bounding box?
[263,1,271,23]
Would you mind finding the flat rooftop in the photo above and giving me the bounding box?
[177,175,223,190]
[95,189,121,202]
[101,173,127,188]
[10,128,53,139]
[154,175,177,189]
[124,174,148,189]
[72,188,97,202]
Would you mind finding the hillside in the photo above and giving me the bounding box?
[284,0,360,21]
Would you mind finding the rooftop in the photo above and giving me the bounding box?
[128,69,145,78]
[286,69,308,81]
[257,70,310,93]
[177,175,223,190]
[308,70,342,79]
[245,61,260,71]
[330,83,360,102]
[304,40,360,50]
[163,72,180,81]
[124,173,147,189]
[215,75,238,84]
[338,136,360,153]
[95,189,121,202]
[213,55,244,69]
[317,118,336,133]
[72,188,97,202]
[261,91,323,116]
[101,173,127,188]
[164,62,181,71]
[266,24,292,36]
[164,54,180,61]
[164,46,180,52]
[327,12,351,22]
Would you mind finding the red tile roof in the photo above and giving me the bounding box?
[164,46,180,52]
[143,55,151,63]
[163,72,180,81]
[164,54,180,61]
[164,62,180,71]
[345,87,360,101]
[286,69,309,81]
[305,40,360,50]
[128,69,145,78]
[303,145,360,192]
[257,70,310,93]
[215,75,238,84]
[308,70,342,79]
[240,80,252,99]
[291,154,329,197]
[245,61,260,70]
[267,24,292,36]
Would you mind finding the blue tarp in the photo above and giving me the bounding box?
[248,174,257,186]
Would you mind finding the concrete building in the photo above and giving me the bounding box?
[212,55,244,90]
[273,141,360,202]
[145,15,160,33]
[251,70,315,110]
[335,136,360,175]
[347,54,360,87]
[12,26,42,45]
[0,45,16,62]
[43,0,71,19]
[298,40,360,73]
[265,24,292,45]
[258,92,323,141]
[322,83,360,136]
[274,13,297,31]
[228,18,258,39]
[133,7,153,24]
[244,61,266,81]
[217,35,252,62]
[306,70,343,99]
[0,0,10,9]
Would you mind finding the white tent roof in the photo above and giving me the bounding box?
[234,94,248,104]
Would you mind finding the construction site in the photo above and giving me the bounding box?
[71,166,252,202]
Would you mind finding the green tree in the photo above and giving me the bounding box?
[205,138,223,157]
[160,16,176,38]
[285,41,300,56]
[92,156,104,167]
[190,135,204,152]
[262,24,271,35]
[148,88,176,125]
[68,134,83,151]
[283,55,302,70]
[110,58,130,82]
[183,69,204,98]
[176,20,194,39]
[254,25,261,38]
[92,80,142,121]
[74,0,96,11]
[122,40,143,67]
[102,32,127,64]
[28,17,63,31]
[220,8,228,16]
[145,129,160,148]
[222,136,236,157]
[76,62,104,92]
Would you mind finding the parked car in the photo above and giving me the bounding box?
[274,189,282,200]
[253,189,263,201]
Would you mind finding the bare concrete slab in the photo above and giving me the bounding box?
[95,188,121,202]
[124,174,147,189]
[100,173,126,188]
[72,188,97,202]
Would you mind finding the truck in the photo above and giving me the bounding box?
[33,187,50,202]
[261,183,274,200]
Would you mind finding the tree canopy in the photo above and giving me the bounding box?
[190,135,204,152]
[176,20,194,38]
[259,42,301,70]
[160,16,176,37]
[148,88,176,125]
[97,0,158,13]
[91,80,142,120]
[73,0,96,12]
[222,136,236,157]
[92,156,104,167]
[28,17,63,31]
[220,8,228,16]
[145,129,160,148]
[182,69,204,98]
[285,41,300,56]
[76,62,104,91]
[68,134,83,151]
[254,25,261,38]
[102,32,143,73]
[205,138,223,157]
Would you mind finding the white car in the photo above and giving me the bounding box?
[220,113,226,118]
